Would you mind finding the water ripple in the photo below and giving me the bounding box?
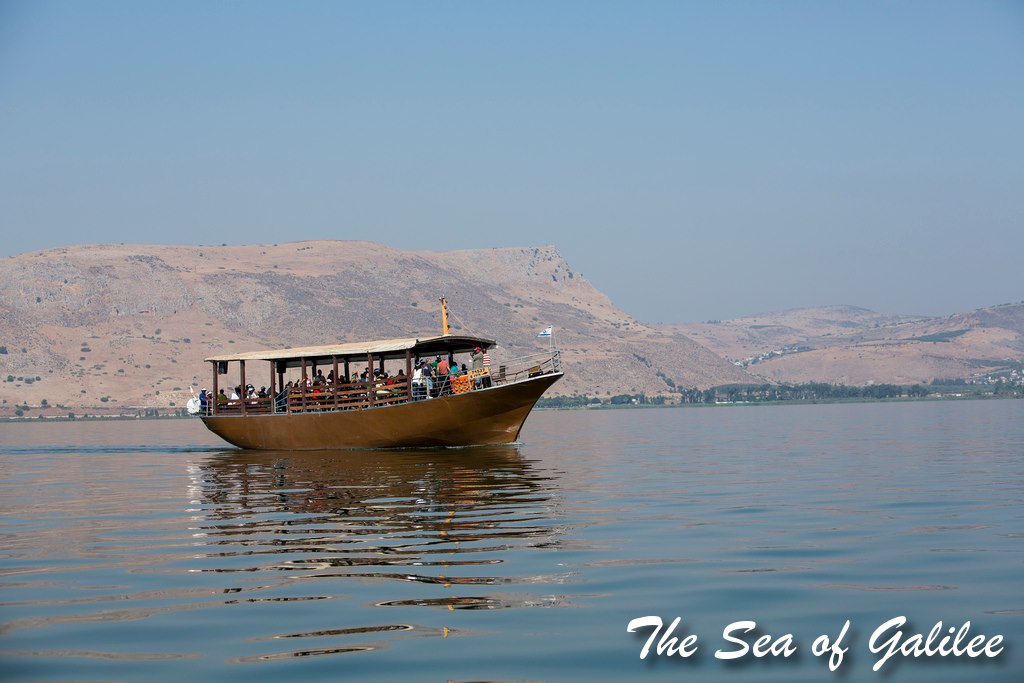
[3,402,1023,682]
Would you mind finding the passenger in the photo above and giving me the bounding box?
[422,361,435,398]
[231,385,241,400]
[258,386,267,399]
[199,388,208,414]
[482,347,493,387]
[373,369,389,398]
[436,356,451,395]
[471,347,484,371]
[389,369,405,397]
[412,362,426,400]
[218,388,228,402]
[280,381,293,411]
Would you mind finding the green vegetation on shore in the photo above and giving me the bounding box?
[538,380,1022,408]
[1,380,1020,422]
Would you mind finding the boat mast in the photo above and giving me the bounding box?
[440,296,450,336]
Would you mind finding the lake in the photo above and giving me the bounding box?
[1,400,1022,682]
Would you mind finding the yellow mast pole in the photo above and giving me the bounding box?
[440,296,450,335]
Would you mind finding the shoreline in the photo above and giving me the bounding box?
[1,393,1020,423]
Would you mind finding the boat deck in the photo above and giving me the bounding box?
[209,351,559,418]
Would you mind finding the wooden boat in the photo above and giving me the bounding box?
[197,299,562,450]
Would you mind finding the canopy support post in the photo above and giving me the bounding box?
[239,360,247,416]
[332,355,339,409]
[211,361,218,415]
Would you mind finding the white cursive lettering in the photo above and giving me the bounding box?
[716,621,796,660]
[811,619,850,671]
[626,615,699,659]
[869,616,1005,672]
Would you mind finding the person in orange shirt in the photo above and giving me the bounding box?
[436,356,451,394]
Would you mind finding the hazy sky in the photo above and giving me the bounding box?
[2,1,1022,322]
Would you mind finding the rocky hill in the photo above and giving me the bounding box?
[670,303,1024,386]
[0,241,752,415]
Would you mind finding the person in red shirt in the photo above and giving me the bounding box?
[436,356,451,394]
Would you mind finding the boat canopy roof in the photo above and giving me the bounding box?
[205,334,496,368]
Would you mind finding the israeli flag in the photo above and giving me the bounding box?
[537,326,553,338]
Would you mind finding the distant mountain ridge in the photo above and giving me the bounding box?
[0,241,752,414]
[670,302,1024,386]
[2,242,1020,416]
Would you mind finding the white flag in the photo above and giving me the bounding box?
[537,326,553,338]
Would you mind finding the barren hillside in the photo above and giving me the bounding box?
[0,241,752,415]
[670,303,1024,385]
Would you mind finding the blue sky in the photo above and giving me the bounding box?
[1,1,1022,322]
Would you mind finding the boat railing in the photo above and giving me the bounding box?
[211,350,561,417]
[490,349,562,386]
[286,377,412,413]
[213,397,274,415]
[214,378,413,416]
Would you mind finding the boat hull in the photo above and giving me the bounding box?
[201,372,562,450]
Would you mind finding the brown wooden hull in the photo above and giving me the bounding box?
[201,372,562,450]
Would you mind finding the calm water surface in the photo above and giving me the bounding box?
[1,400,1022,682]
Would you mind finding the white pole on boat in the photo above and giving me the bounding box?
[538,325,555,367]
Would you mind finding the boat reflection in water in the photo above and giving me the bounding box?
[187,446,570,662]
